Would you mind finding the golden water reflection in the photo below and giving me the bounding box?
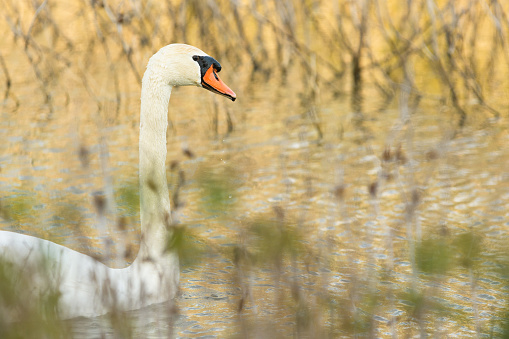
[1,73,508,336]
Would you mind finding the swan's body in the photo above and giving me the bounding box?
[0,230,171,318]
[0,44,236,319]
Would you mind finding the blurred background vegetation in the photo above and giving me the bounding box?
[0,0,508,337]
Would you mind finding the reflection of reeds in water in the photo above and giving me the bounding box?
[1,0,507,121]
[0,0,508,337]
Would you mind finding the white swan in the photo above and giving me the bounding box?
[0,44,236,319]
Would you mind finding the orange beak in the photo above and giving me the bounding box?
[202,66,236,101]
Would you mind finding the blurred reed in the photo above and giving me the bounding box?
[0,0,507,124]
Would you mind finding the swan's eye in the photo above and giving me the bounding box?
[192,55,200,62]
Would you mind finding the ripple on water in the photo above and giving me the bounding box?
[478,293,496,301]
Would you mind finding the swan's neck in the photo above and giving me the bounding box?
[139,68,173,259]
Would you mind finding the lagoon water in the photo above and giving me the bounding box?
[1,75,508,336]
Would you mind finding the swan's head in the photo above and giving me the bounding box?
[147,44,236,101]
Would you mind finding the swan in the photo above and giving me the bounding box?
[0,44,236,319]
